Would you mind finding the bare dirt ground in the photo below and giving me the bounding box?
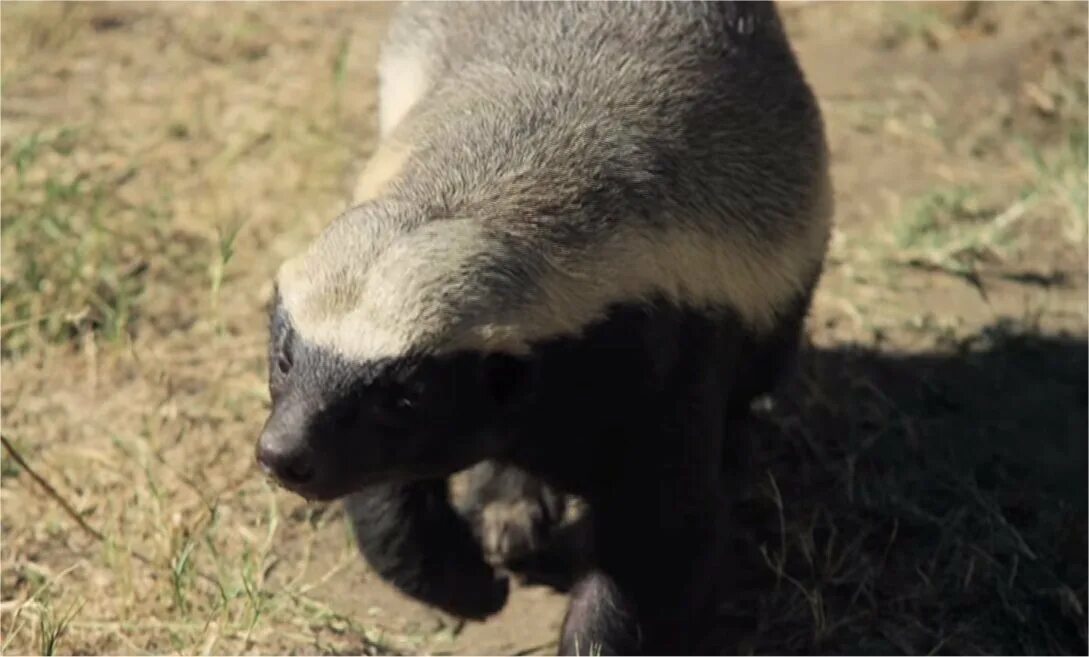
[1,2,1085,655]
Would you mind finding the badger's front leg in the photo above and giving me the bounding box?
[557,471,727,655]
[343,479,510,620]
[579,430,727,652]
[555,318,734,655]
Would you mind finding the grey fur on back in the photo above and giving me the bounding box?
[279,0,832,362]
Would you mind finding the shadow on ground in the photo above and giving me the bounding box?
[706,322,1087,655]
[489,322,1087,656]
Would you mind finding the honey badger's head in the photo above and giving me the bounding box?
[255,201,537,501]
[255,156,831,500]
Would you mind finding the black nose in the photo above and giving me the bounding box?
[256,435,315,486]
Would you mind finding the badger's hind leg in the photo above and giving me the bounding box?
[451,462,591,591]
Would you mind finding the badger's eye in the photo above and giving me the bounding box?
[276,351,293,376]
[275,334,294,376]
[371,388,421,431]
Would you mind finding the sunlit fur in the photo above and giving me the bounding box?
[277,1,832,364]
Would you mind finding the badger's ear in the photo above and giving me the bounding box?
[268,289,287,351]
[479,353,536,409]
[267,288,295,401]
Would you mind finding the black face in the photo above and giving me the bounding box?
[255,294,535,501]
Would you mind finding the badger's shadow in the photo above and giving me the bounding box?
[512,321,1088,654]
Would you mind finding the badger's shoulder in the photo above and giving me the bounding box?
[280,0,832,365]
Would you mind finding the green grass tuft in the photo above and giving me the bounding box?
[1,129,156,356]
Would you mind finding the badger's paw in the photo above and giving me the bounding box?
[479,496,555,567]
[451,462,589,590]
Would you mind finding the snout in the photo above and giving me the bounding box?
[256,400,371,501]
[256,405,325,496]
[256,430,315,487]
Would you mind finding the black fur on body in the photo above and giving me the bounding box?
[262,288,815,651]
[257,1,830,653]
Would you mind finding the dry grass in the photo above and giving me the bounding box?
[2,2,1086,655]
[2,4,406,654]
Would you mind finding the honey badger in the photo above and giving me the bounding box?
[257,1,831,654]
